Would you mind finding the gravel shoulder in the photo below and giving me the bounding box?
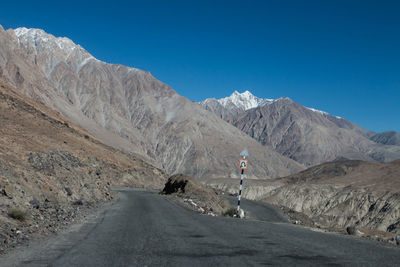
[0,196,118,265]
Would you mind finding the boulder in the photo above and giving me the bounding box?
[64,187,72,196]
[161,174,231,215]
[29,198,40,209]
[346,226,357,235]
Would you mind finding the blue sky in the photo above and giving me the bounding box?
[1,0,399,132]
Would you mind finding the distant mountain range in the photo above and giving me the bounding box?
[201,91,400,166]
[0,26,303,179]
[0,25,398,179]
[370,131,400,146]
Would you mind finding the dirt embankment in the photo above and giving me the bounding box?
[263,161,400,235]
[0,79,167,253]
[203,177,283,200]
[205,160,400,243]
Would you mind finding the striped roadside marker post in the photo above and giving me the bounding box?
[237,149,249,217]
[237,168,245,212]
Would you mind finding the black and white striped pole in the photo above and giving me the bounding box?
[237,149,249,218]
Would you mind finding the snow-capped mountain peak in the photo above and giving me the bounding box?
[11,27,100,78]
[217,90,274,111]
[201,90,342,119]
[13,27,79,57]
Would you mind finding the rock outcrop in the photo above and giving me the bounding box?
[264,184,400,232]
[162,174,231,215]
[262,160,400,233]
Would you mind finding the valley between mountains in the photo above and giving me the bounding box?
[0,24,399,263]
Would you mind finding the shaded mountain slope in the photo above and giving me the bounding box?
[370,131,400,146]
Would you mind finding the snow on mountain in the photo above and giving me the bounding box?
[11,27,102,78]
[306,107,342,119]
[208,90,274,111]
[14,27,79,57]
[220,90,273,110]
[202,90,341,119]
[12,27,142,78]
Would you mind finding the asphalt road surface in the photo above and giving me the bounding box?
[223,194,289,223]
[2,189,400,266]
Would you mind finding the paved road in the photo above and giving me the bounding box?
[2,189,400,266]
[223,194,289,223]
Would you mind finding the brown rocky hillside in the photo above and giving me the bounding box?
[0,78,166,252]
[206,159,400,234]
[263,160,400,233]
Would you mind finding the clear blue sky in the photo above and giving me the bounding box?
[1,0,399,132]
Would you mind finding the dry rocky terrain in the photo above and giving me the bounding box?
[0,78,166,253]
[204,160,400,243]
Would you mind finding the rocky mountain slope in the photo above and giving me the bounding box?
[0,78,167,252]
[202,91,400,166]
[370,131,400,146]
[204,159,400,235]
[263,160,400,234]
[0,26,303,180]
